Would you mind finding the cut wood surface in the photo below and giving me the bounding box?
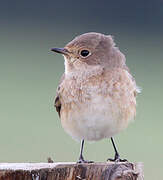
[0,162,143,180]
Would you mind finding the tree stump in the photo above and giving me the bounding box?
[0,162,143,180]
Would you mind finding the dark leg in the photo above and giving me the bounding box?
[77,140,94,163]
[108,137,127,162]
[78,140,85,163]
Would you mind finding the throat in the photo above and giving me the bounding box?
[64,56,104,79]
[65,64,104,79]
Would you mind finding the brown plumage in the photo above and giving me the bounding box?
[54,73,65,117]
[52,32,139,162]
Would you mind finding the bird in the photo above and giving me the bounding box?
[51,32,139,163]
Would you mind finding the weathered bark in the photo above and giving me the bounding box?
[0,162,143,180]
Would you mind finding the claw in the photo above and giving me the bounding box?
[107,152,127,162]
[107,157,128,162]
[77,159,94,163]
[77,140,94,163]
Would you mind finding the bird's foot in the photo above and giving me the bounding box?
[77,156,94,163]
[108,157,127,162]
[107,153,127,162]
[77,159,94,163]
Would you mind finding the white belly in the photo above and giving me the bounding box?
[61,95,130,141]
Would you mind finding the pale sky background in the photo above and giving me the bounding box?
[0,1,163,179]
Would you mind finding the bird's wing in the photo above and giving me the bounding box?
[123,66,141,97]
[54,73,65,117]
[130,74,141,97]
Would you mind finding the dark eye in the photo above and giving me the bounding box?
[80,50,90,57]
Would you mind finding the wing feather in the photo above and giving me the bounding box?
[54,73,65,117]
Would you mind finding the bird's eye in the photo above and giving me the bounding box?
[80,50,90,57]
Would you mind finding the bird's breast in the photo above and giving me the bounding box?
[59,69,136,141]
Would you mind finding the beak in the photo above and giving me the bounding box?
[51,48,69,55]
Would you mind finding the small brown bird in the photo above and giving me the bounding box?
[51,32,139,163]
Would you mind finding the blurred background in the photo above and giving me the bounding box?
[0,0,163,179]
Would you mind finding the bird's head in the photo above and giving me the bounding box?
[51,32,126,74]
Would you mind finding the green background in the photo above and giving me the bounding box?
[0,1,163,179]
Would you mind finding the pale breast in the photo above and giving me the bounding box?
[59,68,137,141]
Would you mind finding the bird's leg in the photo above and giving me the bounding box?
[77,140,94,163]
[107,137,127,162]
[78,140,85,162]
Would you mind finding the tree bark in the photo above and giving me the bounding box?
[0,162,143,180]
